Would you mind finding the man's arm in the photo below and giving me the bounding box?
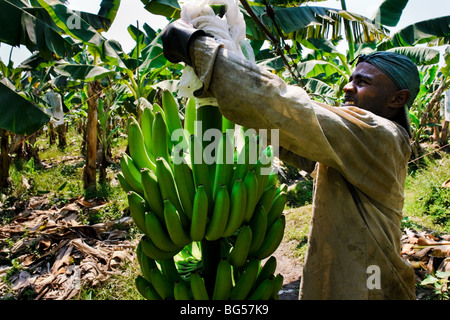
[188,36,411,205]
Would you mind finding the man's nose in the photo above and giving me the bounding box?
[343,81,355,93]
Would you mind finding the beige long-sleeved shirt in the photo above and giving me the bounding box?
[189,37,416,300]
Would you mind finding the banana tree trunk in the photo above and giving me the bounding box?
[0,129,11,189]
[83,81,100,192]
[57,123,67,149]
[438,120,449,146]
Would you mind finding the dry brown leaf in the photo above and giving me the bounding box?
[442,178,450,188]
[417,237,450,246]
[426,257,435,275]
[71,238,107,261]
[12,271,33,291]
[437,258,450,272]
[414,246,434,259]
[51,245,73,273]
[429,245,450,258]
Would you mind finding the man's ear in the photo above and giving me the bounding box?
[389,89,411,108]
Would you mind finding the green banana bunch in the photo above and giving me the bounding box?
[120,91,289,301]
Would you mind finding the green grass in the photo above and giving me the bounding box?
[403,152,450,234]
[283,205,312,263]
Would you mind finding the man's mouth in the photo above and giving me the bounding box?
[343,96,357,106]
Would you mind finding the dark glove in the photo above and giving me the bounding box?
[160,19,207,65]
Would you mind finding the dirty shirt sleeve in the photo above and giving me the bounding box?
[189,36,411,209]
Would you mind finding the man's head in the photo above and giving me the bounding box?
[343,51,420,135]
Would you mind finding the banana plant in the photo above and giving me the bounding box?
[0,0,123,192]
[0,0,122,135]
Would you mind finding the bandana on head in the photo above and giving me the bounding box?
[355,51,421,108]
[354,51,421,136]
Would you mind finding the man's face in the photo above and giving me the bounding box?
[342,62,401,120]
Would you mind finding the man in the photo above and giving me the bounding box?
[161,19,420,300]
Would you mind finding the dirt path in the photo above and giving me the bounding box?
[272,239,303,300]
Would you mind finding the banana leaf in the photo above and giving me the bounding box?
[0,80,50,135]
[54,64,115,82]
[371,0,409,27]
[98,0,121,23]
[387,47,440,65]
[297,60,347,80]
[391,15,450,47]
[271,5,388,43]
[0,0,75,59]
[302,78,336,99]
[37,0,105,50]
[140,0,180,19]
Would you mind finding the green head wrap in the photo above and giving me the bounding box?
[355,51,420,136]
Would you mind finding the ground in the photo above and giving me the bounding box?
[272,239,303,300]
[1,194,449,300]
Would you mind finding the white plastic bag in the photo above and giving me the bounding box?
[177,0,254,104]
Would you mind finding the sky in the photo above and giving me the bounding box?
[1,0,450,65]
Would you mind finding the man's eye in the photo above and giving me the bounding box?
[357,79,368,85]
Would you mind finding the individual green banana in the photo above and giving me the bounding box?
[141,168,165,222]
[156,157,186,224]
[222,178,247,237]
[189,134,212,203]
[248,276,274,300]
[248,205,268,256]
[120,153,144,194]
[189,271,209,300]
[213,132,234,200]
[117,172,132,194]
[266,191,287,228]
[127,191,147,235]
[152,112,171,164]
[136,241,157,282]
[254,145,274,199]
[184,97,197,136]
[152,102,164,117]
[190,184,208,241]
[229,258,260,300]
[231,135,251,183]
[205,184,230,241]
[145,211,181,252]
[135,275,161,300]
[267,171,278,189]
[159,258,182,283]
[254,216,285,260]
[275,183,288,196]
[243,169,259,223]
[212,258,232,300]
[228,225,252,268]
[174,280,191,300]
[140,236,181,261]
[232,135,257,181]
[128,117,156,171]
[271,273,284,300]
[162,90,183,136]
[171,152,196,220]
[149,267,174,300]
[255,256,277,289]
[164,199,191,248]
[140,106,155,161]
[257,184,277,214]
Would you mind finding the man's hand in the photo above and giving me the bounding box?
[160,19,207,65]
